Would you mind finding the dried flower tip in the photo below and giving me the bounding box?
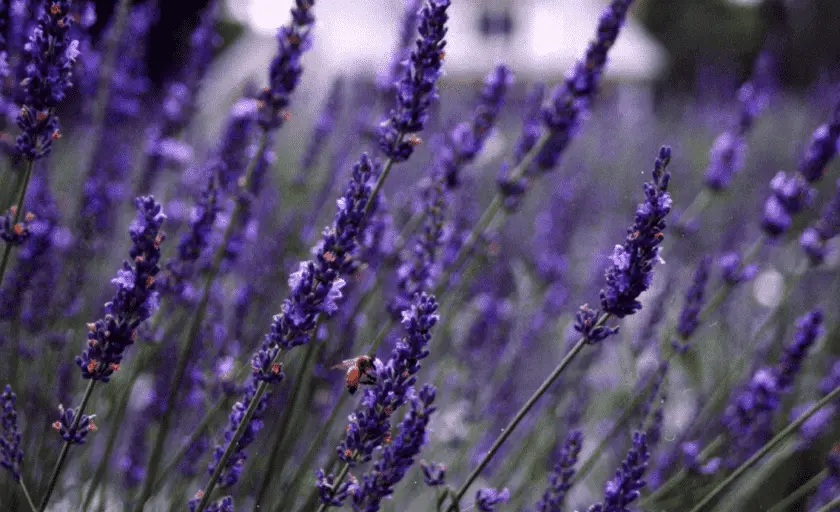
[9,206,16,214]
[194,490,205,499]
[87,360,98,373]
[130,330,138,341]
[51,130,61,140]
[12,223,24,235]
[344,449,353,458]
[24,212,35,221]
[52,421,61,430]
[323,251,336,262]
[280,110,292,121]
[153,233,164,248]
[408,135,423,146]
[50,3,61,15]
[384,432,392,444]
[88,420,97,431]
[271,362,282,374]
[109,363,120,372]
[439,50,446,60]
[287,33,300,44]
[135,255,145,262]
[36,111,48,121]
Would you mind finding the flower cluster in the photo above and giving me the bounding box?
[440,64,513,189]
[675,256,711,341]
[160,177,220,300]
[15,0,79,160]
[207,380,271,488]
[336,293,438,467]
[377,0,450,162]
[704,54,772,190]
[420,460,447,486]
[257,0,316,130]
[600,146,673,318]
[799,101,840,182]
[761,171,815,236]
[475,487,510,512]
[347,385,437,510]
[0,206,34,245]
[0,385,23,481]
[536,430,583,512]
[52,404,97,445]
[377,0,423,95]
[809,444,840,510]
[75,196,166,382]
[269,154,378,350]
[587,431,650,512]
[189,493,234,512]
[801,179,840,265]
[719,251,758,285]
[574,304,619,344]
[723,309,823,462]
[536,0,634,172]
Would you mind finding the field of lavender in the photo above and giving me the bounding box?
[1,0,840,511]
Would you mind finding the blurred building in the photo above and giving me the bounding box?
[208,0,667,105]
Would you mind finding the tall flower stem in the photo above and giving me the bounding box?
[132,131,270,512]
[0,158,35,288]
[687,384,840,512]
[39,380,96,512]
[253,339,320,507]
[638,435,723,506]
[193,349,283,512]
[19,481,37,512]
[766,469,826,512]
[443,318,606,512]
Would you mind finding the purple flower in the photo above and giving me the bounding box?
[799,101,840,182]
[0,385,23,481]
[776,309,824,392]
[75,196,166,382]
[537,0,634,172]
[761,171,815,237]
[420,460,446,486]
[475,487,510,512]
[257,0,316,130]
[574,303,618,344]
[389,177,446,316]
[377,0,423,95]
[15,0,79,160]
[316,468,351,506]
[207,380,271,488]
[599,146,673,318]
[52,404,96,445]
[801,179,840,265]
[189,494,234,512]
[719,251,758,285]
[269,154,378,350]
[377,0,450,162]
[704,55,772,190]
[298,76,344,174]
[809,444,840,511]
[0,205,33,245]
[439,64,513,189]
[536,430,583,512]
[160,177,220,301]
[675,256,711,340]
[587,431,650,512]
[335,293,438,468]
[347,385,437,511]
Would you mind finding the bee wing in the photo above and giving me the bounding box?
[330,359,356,371]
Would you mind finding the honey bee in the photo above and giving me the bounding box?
[331,355,376,395]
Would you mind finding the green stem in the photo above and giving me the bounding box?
[80,371,139,511]
[0,158,35,289]
[132,132,270,512]
[39,380,96,512]
[639,436,723,507]
[687,384,840,512]
[446,327,600,511]
[193,349,283,512]
[363,144,401,219]
[766,469,827,512]
[253,341,319,507]
[813,494,840,512]
[19,481,37,512]
[314,463,351,512]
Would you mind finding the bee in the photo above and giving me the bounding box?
[331,355,376,395]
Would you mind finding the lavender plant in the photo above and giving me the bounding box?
[1,1,840,511]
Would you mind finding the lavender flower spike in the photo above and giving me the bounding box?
[1,385,23,481]
[761,170,815,237]
[799,100,840,182]
[347,385,437,511]
[537,430,583,512]
[257,0,316,131]
[600,146,673,318]
[801,179,840,265]
[475,487,510,512]
[776,309,824,392]
[16,0,79,160]
[674,255,711,346]
[587,431,650,512]
[76,196,166,382]
[378,0,450,162]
